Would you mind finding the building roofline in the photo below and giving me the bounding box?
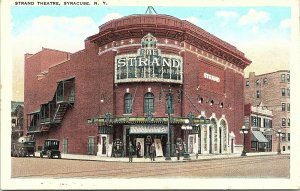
[245,69,290,78]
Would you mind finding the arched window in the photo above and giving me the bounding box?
[165,93,174,114]
[124,93,132,114]
[144,92,154,114]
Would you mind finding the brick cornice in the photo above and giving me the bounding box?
[88,14,251,69]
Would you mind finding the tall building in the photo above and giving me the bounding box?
[24,12,251,157]
[244,70,290,153]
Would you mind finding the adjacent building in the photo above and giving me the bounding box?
[244,70,290,153]
[24,12,251,157]
[11,101,24,143]
[244,103,273,153]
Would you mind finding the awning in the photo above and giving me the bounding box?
[251,131,269,143]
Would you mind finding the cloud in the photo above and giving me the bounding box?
[215,11,238,18]
[239,9,270,26]
[185,16,200,25]
[280,18,291,29]
[100,13,123,24]
[13,16,98,55]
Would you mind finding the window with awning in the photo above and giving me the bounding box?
[251,131,268,143]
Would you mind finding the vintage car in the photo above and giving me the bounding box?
[11,136,36,157]
[40,139,61,159]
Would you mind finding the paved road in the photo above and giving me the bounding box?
[11,155,289,178]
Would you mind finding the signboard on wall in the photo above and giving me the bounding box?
[129,124,168,134]
[115,33,183,84]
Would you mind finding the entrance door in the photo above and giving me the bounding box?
[231,138,234,153]
[136,138,144,157]
[102,137,107,154]
[63,138,68,154]
[198,132,201,154]
[88,136,95,155]
[219,128,222,153]
[209,127,212,154]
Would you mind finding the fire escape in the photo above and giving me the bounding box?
[27,77,75,134]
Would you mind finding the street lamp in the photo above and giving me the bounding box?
[165,87,172,161]
[240,126,248,156]
[276,129,283,155]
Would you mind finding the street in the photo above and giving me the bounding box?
[11,155,289,178]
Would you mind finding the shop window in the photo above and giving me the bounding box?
[144,92,155,114]
[281,88,286,96]
[281,74,285,82]
[263,78,268,85]
[256,90,260,98]
[246,81,250,87]
[124,93,133,114]
[287,103,290,112]
[282,118,286,127]
[282,103,286,111]
[165,93,174,114]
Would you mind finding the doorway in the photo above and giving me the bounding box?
[219,128,222,153]
[102,136,107,154]
[209,126,212,154]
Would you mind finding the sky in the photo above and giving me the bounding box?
[11,5,291,101]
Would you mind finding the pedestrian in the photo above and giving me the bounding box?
[136,142,141,158]
[176,146,180,160]
[150,142,156,161]
[128,141,134,162]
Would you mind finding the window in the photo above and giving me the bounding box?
[287,74,290,82]
[281,88,286,96]
[124,93,133,114]
[281,74,285,82]
[256,90,261,98]
[288,133,290,141]
[282,118,286,126]
[263,78,268,85]
[256,79,260,86]
[251,116,261,127]
[144,92,154,114]
[287,103,290,112]
[287,88,290,96]
[165,93,174,114]
[282,103,286,111]
[264,118,272,128]
[288,118,290,126]
[246,81,250,87]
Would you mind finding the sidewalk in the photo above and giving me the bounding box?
[35,151,288,163]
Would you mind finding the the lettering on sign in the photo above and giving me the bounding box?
[129,125,168,134]
[204,73,220,82]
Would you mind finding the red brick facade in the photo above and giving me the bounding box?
[24,14,251,156]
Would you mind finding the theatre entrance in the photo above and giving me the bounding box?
[124,124,169,157]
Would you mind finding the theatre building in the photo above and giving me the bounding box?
[24,12,251,157]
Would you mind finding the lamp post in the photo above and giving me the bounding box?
[240,126,248,156]
[165,87,172,160]
[276,129,282,155]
